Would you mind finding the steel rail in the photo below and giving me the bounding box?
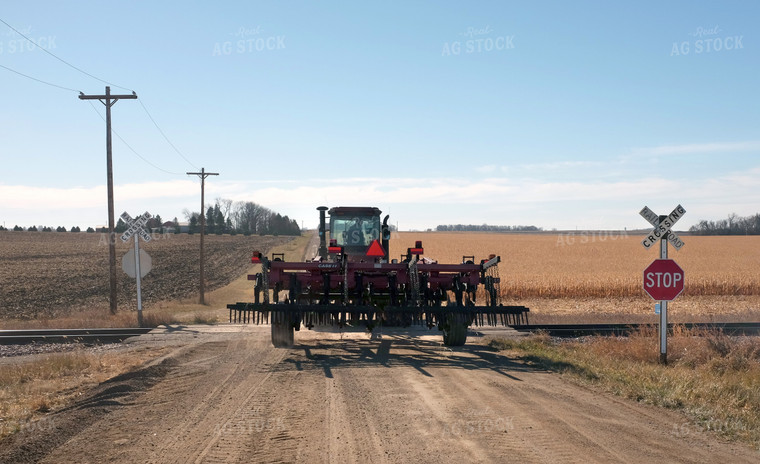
[0,328,153,345]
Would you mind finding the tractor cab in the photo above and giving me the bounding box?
[318,206,390,262]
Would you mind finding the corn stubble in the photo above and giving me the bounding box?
[391,232,760,317]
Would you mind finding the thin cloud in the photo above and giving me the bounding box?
[639,141,760,156]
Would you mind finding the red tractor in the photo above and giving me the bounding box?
[228,206,529,347]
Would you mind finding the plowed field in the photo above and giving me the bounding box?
[0,232,296,320]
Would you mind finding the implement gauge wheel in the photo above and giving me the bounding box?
[271,321,294,348]
[442,313,468,346]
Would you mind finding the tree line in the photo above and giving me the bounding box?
[2,198,300,236]
[689,213,760,235]
[181,198,300,236]
[435,224,542,232]
[1,225,90,232]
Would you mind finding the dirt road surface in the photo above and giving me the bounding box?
[2,326,757,463]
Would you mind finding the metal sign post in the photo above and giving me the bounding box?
[658,232,668,364]
[120,211,153,327]
[640,205,686,364]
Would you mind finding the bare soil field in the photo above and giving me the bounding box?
[0,231,296,321]
[2,326,758,464]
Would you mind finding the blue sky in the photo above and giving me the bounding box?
[1,1,758,230]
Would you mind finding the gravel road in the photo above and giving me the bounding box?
[1,325,757,463]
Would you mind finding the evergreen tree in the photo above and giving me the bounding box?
[206,207,215,234]
[215,205,225,234]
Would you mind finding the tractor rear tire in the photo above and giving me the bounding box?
[271,322,294,348]
[442,313,468,346]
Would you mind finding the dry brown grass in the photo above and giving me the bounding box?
[0,347,167,439]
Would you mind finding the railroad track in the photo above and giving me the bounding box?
[511,322,760,337]
[0,328,153,345]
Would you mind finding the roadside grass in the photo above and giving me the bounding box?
[0,306,216,330]
[0,347,166,439]
[489,328,760,449]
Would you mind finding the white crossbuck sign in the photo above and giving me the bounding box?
[640,204,686,250]
[120,211,153,243]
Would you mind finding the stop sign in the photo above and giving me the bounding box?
[643,259,684,301]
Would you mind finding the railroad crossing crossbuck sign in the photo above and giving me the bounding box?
[640,203,686,365]
[120,211,153,327]
[640,204,685,250]
[643,259,685,301]
[120,211,153,243]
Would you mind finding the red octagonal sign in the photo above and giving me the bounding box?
[643,259,685,301]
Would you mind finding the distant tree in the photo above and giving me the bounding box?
[206,206,216,234]
[115,218,127,233]
[71,226,81,232]
[189,215,198,234]
[173,216,181,234]
[56,226,66,232]
[0,225,5,231]
[28,225,38,232]
[42,226,52,232]
[215,206,225,234]
[13,225,22,231]
[689,213,760,235]
[86,227,95,233]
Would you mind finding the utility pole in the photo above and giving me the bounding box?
[187,168,219,304]
[79,86,138,314]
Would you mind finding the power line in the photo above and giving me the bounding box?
[2,17,198,175]
[138,99,199,170]
[87,101,184,176]
[0,63,80,92]
[0,17,133,92]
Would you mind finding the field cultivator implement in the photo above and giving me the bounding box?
[228,206,529,347]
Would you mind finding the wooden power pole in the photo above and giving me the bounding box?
[187,168,219,304]
[79,86,138,314]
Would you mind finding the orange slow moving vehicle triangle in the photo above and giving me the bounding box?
[366,239,386,257]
